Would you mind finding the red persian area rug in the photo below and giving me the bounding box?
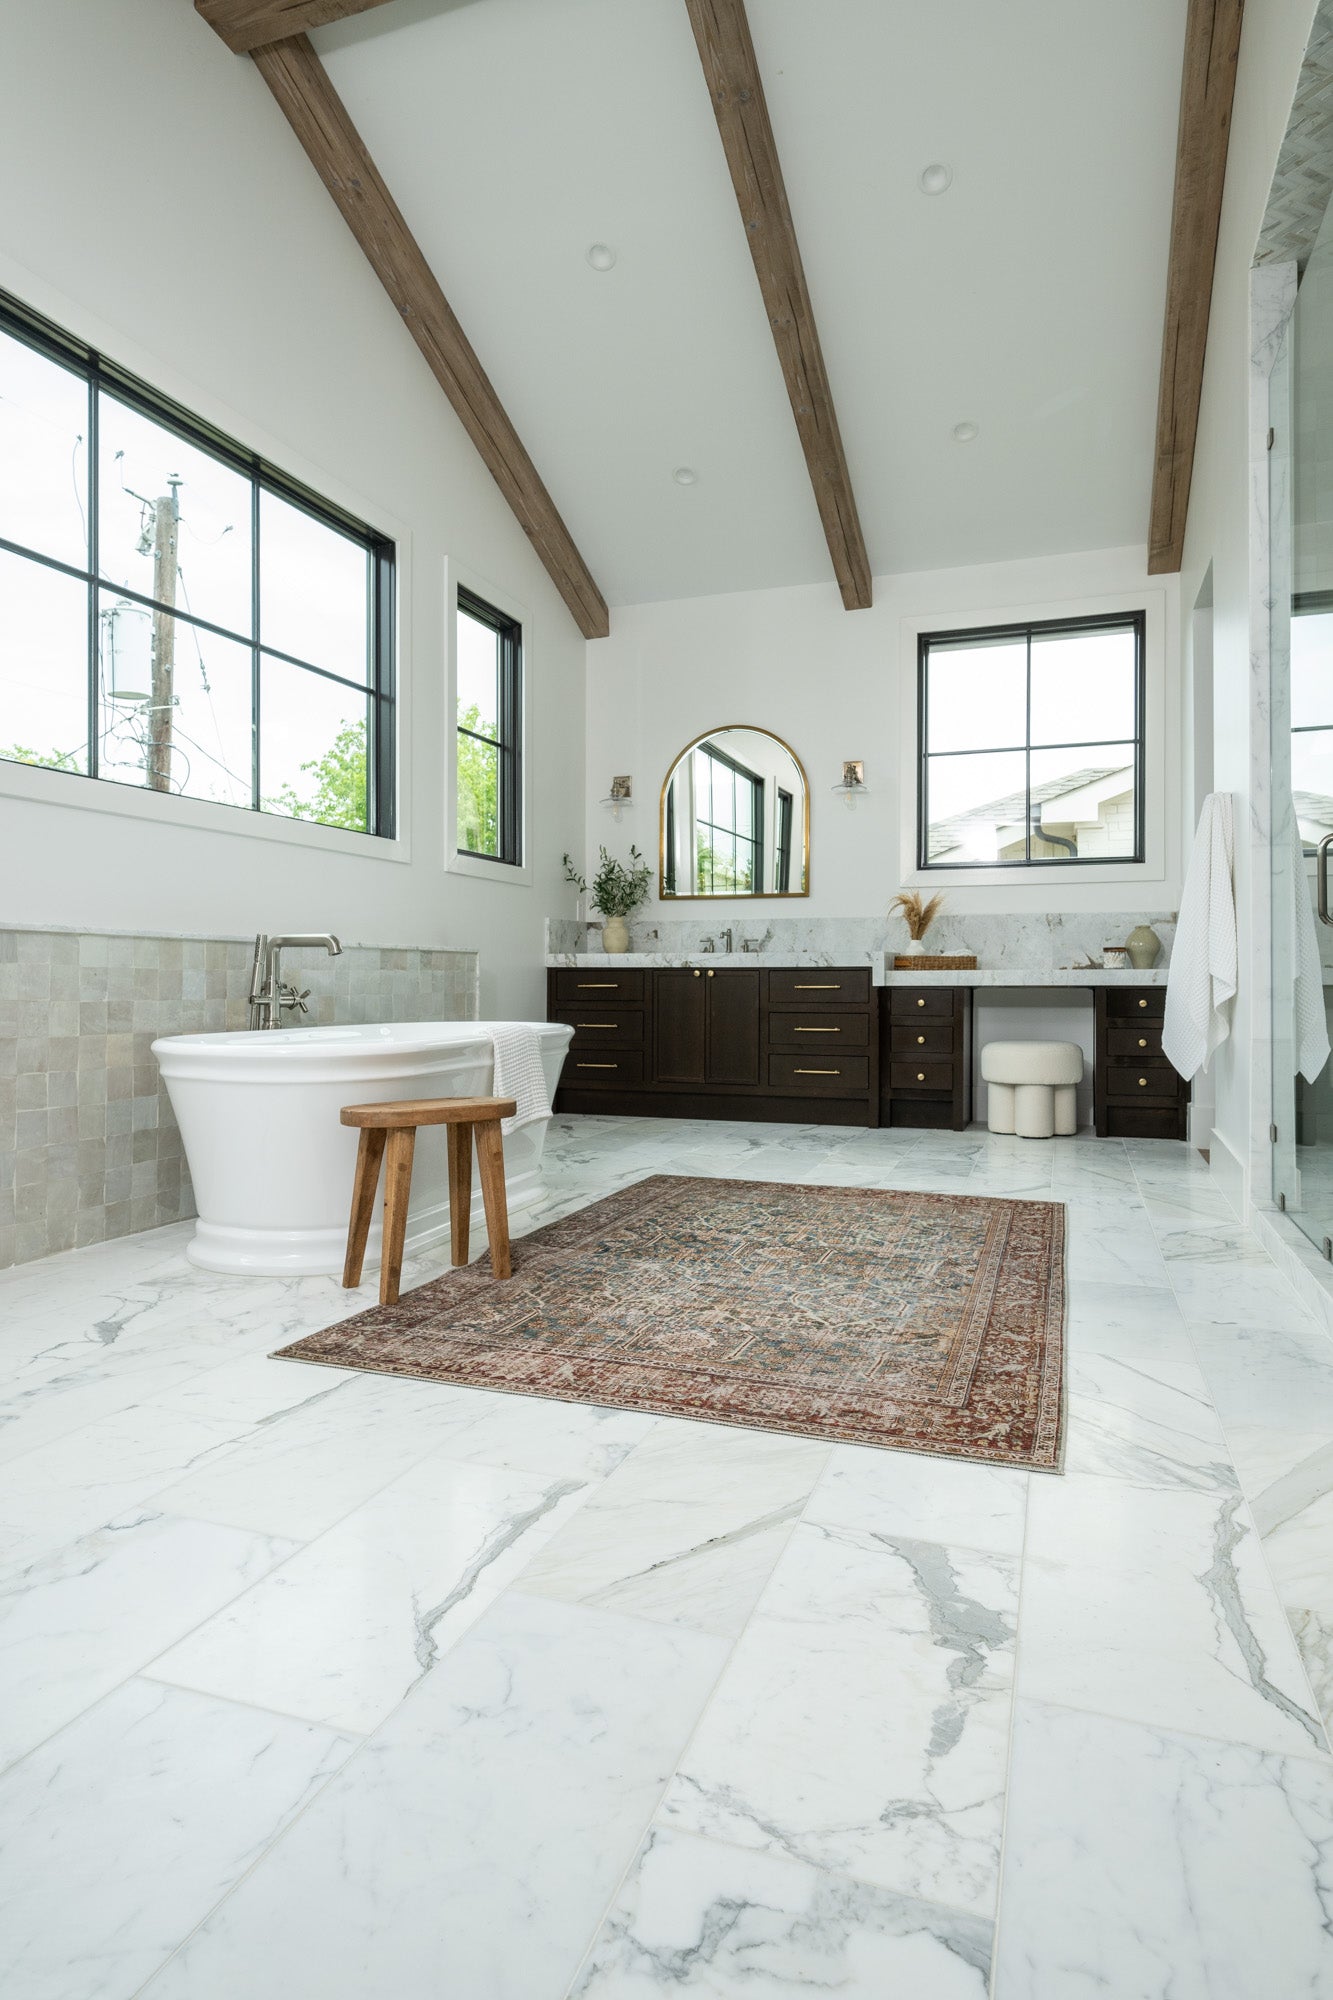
[273,1175,1066,1471]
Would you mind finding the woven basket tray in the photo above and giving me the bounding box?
[892,953,978,970]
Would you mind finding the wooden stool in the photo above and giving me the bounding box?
[340,1096,518,1306]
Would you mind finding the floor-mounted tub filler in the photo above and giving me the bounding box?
[153,1020,574,1276]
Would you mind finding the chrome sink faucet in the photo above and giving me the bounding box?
[719,927,733,953]
[248,933,342,1030]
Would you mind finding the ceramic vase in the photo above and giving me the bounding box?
[1125,924,1161,969]
[602,915,630,954]
[900,937,927,956]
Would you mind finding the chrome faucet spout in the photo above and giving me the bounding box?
[248,932,342,1030]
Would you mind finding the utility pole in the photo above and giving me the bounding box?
[147,478,181,792]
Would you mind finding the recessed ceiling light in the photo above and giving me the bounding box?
[918,163,953,196]
[586,243,616,271]
[951,421,979,443]
[672,466,698,486]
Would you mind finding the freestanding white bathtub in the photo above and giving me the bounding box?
[153,1020,573,1277]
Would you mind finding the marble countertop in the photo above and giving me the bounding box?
[547,951,1170,986]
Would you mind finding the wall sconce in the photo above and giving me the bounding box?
[601,775,633,823]
[831,759,869,806]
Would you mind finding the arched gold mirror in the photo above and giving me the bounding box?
[659,726,810,898]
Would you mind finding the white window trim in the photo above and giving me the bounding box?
[898,586,1170,889]
[445,557,533,888]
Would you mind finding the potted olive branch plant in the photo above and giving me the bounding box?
[563,846,652,953]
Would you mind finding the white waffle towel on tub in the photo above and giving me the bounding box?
[485,1023,552,1135]
[1293,826,1332,1083]
[1162,793,1237,1080]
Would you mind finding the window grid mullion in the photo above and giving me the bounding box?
[86,375,99,780]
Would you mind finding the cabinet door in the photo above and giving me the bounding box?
[654,971,707,1083]
[706,969,760,1085]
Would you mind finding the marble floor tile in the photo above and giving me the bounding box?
[991,1700,1333,1999]
[572,1826,992,1997]
[0,1677,356,2000]
[516,1417,826,1637]
[1063,1214,1168,1288]
[1167,1256,1318,1333]
[1063,1280,1195,1363]
[0,1508,297,1772]
[1019,1471,1326,1755]
[148,1455,590,1733]
[1188,1318,1333,1432]
[1249,1435,1333,1727]
[662,1519,1018,1917]
[1064,1346,1238,1492]
[805,1443,1029,1556]
[136,1594,728,2000]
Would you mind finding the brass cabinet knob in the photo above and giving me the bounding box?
[917,1071,926,1081]
[1139,1077,1147,1086]
[917,998,925,1008]
[706,969,715,978]
[1138,1038,1147,1048]
[917,1035,925,1044]
[692,968,701,978]
[1138,998,1148,1009]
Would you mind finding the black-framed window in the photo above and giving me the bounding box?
[456,587,522,864]
[918,612,1145,869]
[694,740,763,893]
[0,289,395,836]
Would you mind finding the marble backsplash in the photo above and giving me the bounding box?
[0,930,479,1273]
[548,912,1178,969]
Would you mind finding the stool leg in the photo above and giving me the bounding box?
[1054,1083,1078,1137]
[380,1126,416,1306]
[343,1128,387,1290]
[447,1122,472,1267]
[474,1119,512,1281]
[987,1081,1016,1135]
[1014,1084,1056,1140]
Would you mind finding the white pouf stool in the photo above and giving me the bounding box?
[981,1041,1083,1138]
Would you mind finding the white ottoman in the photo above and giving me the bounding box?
[981,1040,1083,1138]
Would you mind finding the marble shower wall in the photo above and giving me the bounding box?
[551,912,1178,969]
[0,930,479,1272]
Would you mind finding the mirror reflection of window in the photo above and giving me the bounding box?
[1291,602,1333,851]
[659,726,808,897]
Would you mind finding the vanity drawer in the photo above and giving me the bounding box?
[767,968,871,1009]
[553,1009,646,1050]
[563,1051,645,1086]
[889,987,956,1019]
[890,1058,957,1093]
[767,1012,870,1051]
[768,1053,869,1095]
[1108,1025,1164,1059]
[1105,1059,1179,1102]
[1104,987,1165,1021]
[552,970,646,1004]
[890,1021,955,1055]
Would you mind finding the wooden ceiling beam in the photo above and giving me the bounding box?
[684,0,872,610]
[245,34,608,638]
[1147,0,1245,575]
[196,2,396,57]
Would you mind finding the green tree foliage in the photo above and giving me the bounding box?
[1,744,80,772]
[268,717,368,831]
[457,702,499,854]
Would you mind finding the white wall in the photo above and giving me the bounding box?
[1177,0,1319,1206]
[0,0,587,1019]
[585,544,1180,924]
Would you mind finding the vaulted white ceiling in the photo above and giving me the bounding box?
[315,0,1187,607]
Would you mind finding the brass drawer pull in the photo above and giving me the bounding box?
[917,1071,926,1081]
[1139,1076,1147,1086]
[917,1035,926,1044]
[1138,1038,1147,1048]
[576,1062,618,1070]
[575,1022,619,1029]
[794,982,840,989]
[706,969,715,978]
[577,982,618,988]
[794,1027,840,1034]
[794,1067,840,1075]
[693,969,701,978]
[1138,998,1148,1009]
[917,998,926,1008]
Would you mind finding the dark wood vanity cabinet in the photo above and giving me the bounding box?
[654,969,760,1086]
[549,965,876,1124]
[879,986,972,1130]
[1094,987,1188,1140]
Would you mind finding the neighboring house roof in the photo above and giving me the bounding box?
[928,765,1129,861]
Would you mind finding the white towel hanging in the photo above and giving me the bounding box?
[485,1023,553,1135]
[1292,826,1331,1085]
[1162,793,1237,1081]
